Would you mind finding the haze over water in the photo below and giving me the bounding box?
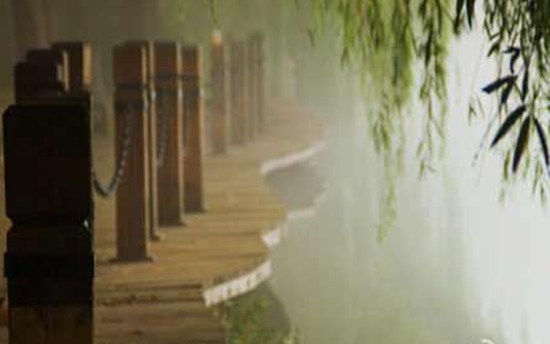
[268,24,550,344]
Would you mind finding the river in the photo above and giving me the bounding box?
[266,27,550,344]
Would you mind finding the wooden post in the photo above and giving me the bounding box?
[229,40,247,145]
[3,103,94,344]
[26,49,70,91]
[210,31,228,155]
[181,46,206,213]
[125,41,161,241]
[244,38,256,141]
[14,61,66,103]
[51,42,92,93]
[154,42,185,226]
[52,42,107,137]
[113,44,153,262]
[252,33,265,133]
[223,39,233,145]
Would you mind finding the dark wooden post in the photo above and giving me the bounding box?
[229,40,247,145]
[51,42,92,93]
[14,60,66,104]
[181,46,206,213]
[154,42,185,226]
[3,103,94,344]
[26,49,70,91]
[125,41,161,241]
[210,32,228,155]
[113,44,153,262]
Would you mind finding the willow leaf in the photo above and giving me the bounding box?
[482,75,515,94]
[513,117,531,173]
[521,69,529,101]
[534,117,549,167]
[500,81,515,106]
[466,0,476,27]
[491,105,526,147]
[508,48,521,73]
[487,41,500,57]
[455,0,466,28]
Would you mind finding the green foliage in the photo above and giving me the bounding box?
[216,291,299,344]
[305,0,452,240]
[302,0,550,235]
[458,0,550,203]
[307,0,451,170]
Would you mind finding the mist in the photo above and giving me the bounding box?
[0,1,548,344]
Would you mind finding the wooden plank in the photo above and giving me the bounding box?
[125,40,162,241]
[154,41,185,226]
[181,45,206,213]
[3,104,93,344]
[210,32,229,155]
[112,44,152,262]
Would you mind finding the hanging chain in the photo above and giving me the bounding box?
[156,92,169,167]
[92,103,134,198]
[182,89,198,158]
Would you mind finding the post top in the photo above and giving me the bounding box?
[113,44,148,86]
[124,40,156,81]
[181,45,201,76]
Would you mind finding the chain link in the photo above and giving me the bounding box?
[156,93,169,167]
[92,104,134,198]
[182,90,200,158]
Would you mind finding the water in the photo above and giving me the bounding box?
[269,107,479,344]
[267,28,550,344]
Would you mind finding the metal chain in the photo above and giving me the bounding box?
[92,102,108,137]
[92,104,134,198]
[182,90,198,158]
[156,93,169,167]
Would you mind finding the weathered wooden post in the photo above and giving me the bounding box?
[229,40,247,145]
[154,41,186,226]
[51,42,108,137]
[52,42,93,93]
[113,44,153,261]
[14,60,67,103]
[25,49,70,90]
[4,103,94,344]
[210,31,229,155]
[181,46,206,213]
[125,40,161,241]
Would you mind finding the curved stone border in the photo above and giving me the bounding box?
[202,138,326,307]
[259,140,326,176]
[258,140,326,247]
[287,180,329,222]
[203,260,272,307]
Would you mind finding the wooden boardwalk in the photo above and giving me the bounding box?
[0,104,324,343]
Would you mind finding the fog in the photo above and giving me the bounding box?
[269,11,550,344]
[1,1,549,344]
